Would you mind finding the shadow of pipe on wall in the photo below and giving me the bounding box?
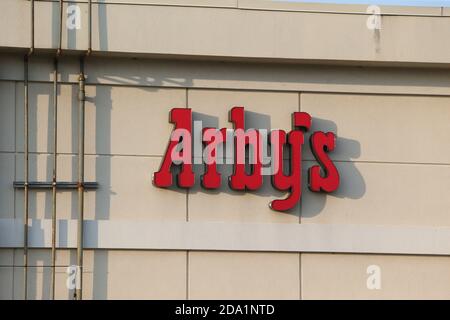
[89,0,109,300]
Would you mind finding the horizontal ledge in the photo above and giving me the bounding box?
[5,48,450,70]
[26,0,448,17]
[1,219,449,256]
[3,2,450,67]
[3,152,450,167]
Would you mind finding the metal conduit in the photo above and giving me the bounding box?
[23,54,30,301]
[50,56,58,301]
[75,57,86,301]
[74,0,92,300]
[23,0,35,301]
[57,0,63,56]
[20,0,94,300]
[29,0,34,56]
[88,0,92,56]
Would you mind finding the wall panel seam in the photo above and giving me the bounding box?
[4,151,450,166]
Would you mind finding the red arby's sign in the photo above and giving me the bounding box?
[153,107,340,211]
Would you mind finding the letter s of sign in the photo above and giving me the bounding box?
[308,131,340,193]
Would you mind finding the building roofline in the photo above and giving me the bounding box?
[32,0,450,17]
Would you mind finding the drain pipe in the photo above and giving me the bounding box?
[29,0,34,56]
[23,54,30,301]
[50,56,58,301]
[57,0,63,56]
[75,57,86,300]
[23,0,35,300]
[88,0,92,56]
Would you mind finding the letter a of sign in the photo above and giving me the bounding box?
[153,108,195,188]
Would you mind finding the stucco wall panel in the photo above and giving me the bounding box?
[0,249,14,299]
[188,89,299,130]
[96,250,187,300]
[0,154,15,220]
[301,161,450,227]
[188,166,297,224]
[84,86,186,156]
[0,82,16,153]
[302,253,450,299]
[0,267,14,300]
[302,93,450,164]
[189,251,300,299]
[0,0,30,49]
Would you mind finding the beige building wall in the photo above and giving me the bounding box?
[1,0,450,299]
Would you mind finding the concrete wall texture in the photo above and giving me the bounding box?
[1,0,450,299]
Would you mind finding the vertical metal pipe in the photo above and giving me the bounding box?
[23,0,35,300]
[50,57,58,300]
[74,0,91,298]
[75,58,86,300]
[29,0,34,55]
[23,55,30,301]
[88,0,92,55]
[57,0,63,56]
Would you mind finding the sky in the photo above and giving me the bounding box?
[279,0,450,7]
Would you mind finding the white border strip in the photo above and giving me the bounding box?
[1,219,450,255]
